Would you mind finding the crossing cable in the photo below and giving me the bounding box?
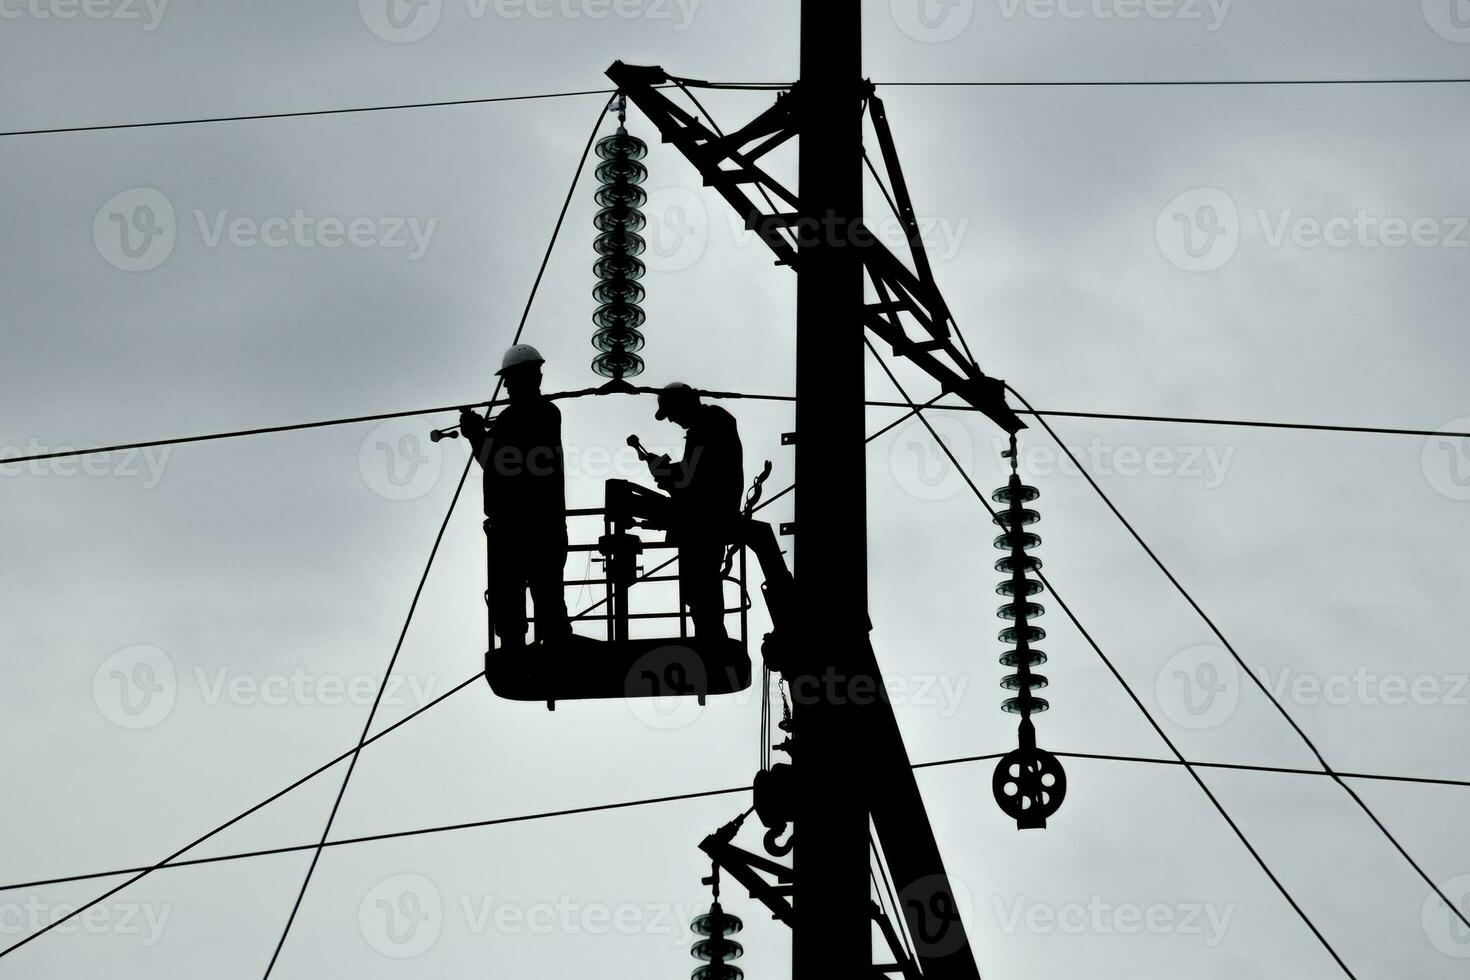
[1003,382,1470,935]
[8,743,1467,896]
[0,524,648,954]
[865,339,1359,979]
[11,75,1467,139]
[0,87,643,139]
[262,92,619,976]
[7,395,1463,469]
[259,455,471,976]
[14,393,1456,947]
[0,92,616,964]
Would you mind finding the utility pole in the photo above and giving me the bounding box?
[791,2,871,978]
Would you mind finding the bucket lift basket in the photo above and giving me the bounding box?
[484,479,753,707]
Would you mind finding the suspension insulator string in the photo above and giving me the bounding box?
[691,862,745,980]
[591,92,649,381]
[991,433,1068,829]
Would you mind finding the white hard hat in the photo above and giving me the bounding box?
[497,343,545,375]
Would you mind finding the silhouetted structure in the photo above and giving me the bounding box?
[645,382,744,640]
[461,344,570,651]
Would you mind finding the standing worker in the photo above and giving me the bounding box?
[460,344,571,651]
[650,382,744,641]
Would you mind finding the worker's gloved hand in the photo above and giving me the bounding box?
[649,453,676,491]
[458,408,487,441]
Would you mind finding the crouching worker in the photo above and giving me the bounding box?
[650,382,743,641]
[460,344,571,651]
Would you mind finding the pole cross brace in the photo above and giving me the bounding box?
[606,61,1025,434]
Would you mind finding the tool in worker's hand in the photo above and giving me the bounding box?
[626,434,655,461]
[431,408,495,444]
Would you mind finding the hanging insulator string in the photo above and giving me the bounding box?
[991,434,1067,829]
[691,863,745,980]
[591,92,649,381]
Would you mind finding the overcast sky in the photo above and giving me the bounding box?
[2,1,1469,977]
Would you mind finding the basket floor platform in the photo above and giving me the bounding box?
[485,634,752,707]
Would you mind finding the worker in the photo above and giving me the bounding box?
[459,344,571,651]
[650,382,744,640]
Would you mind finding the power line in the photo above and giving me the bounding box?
[0,93,617,963]
[11,75,1465,140]
[10,395,1463,470]
[10,744,1462,897]
[262,92,617,977]
[262,456,471,977]
[1005,381,1470,936]
[882,78,1470,87]
[867,340,1359,979]
[0,87,627,139]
